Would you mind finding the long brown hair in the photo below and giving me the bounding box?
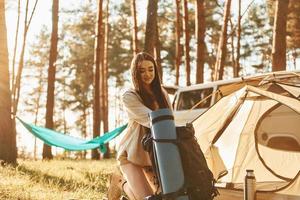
[130,52,169,110]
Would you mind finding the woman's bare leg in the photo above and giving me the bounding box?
[122,182,136,200]
[143,168,159,193]
[120,163,153,199]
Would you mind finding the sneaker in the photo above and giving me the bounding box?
[107,172,125,200]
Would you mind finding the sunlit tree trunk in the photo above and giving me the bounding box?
[214,0,231,81]
[154,22,162,81]
[229,18,236,74]
[144,0,162,80]
[62,79,67,135]
[175,0,182,85]
[33,67,43,160]
[235,0,241,77]
[92,0,103,160]
[144,0,157,55]
[12,0,29,115]
[100,6,104,137]
[79,108,87,159]
[11,0,20,88]
[12,0,38,115]
[131,0,139,55]
[182,0,191,86]
[292,48,297,69]
[195,0,205,84]
[43,0,59,159]
[102,0,110,158]
[271,0,289,71]
[0,0,16,164]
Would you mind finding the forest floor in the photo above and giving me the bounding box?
[0,159,118,200]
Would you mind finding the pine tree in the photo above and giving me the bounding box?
[271,0,289,71]
[0,0,16,164]
[195,0,205,83]
[214,0,232,81]
[43,0,59,159]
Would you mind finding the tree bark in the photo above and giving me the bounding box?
[83,108,87,159]
[229,18,236,75]
[12,0,29,115]
[195,0,206,84]
[292,48,297,69]
[154,22,162,82]
[102,0,110,159]
[214,0,231,81]
[175,0,182,86]
[92,0,103,160]
[271,0,289,71]
[43,0,59,159]
[182,0,191,86]
[144,0,158,55]
[0,0,17,164]
[11,0,20,88]
[235,0,241,77]
[131,0,139,55]
[12,0,39,115]
[33,67,43,160]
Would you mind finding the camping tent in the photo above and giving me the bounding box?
[192,80,300,195]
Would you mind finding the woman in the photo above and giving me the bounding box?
[111,52,171,200]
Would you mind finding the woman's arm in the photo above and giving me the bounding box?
[122,90,152,127]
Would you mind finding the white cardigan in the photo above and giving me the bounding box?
[116,88,171,166]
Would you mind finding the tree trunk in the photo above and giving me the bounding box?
[235,0,241,77]
[271,0,289,71]
[0,0,17,164]
[33,67,43,160]
[83,108,87,159]
[92,0,103,160]
[100,6,104,132]
[62,81,67,135]
[12,0,38,115]
[175,0,182,86]
[102,0,110,159]
[43,0,59,159]
[229,18,236,75]
[154,22,162,82]
[292,48,297,69]
[182,0,191,86]
[195,0,205,84]
[144,0,158,55]
[214,0,231,81]
[12,0,29,115]
[131,0,139,55]
[11,0,21,88]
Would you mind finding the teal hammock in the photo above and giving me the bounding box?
[17,117,127,153]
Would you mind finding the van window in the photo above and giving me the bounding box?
[177,87,213,110]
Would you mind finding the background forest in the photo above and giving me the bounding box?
[1,0,300,162]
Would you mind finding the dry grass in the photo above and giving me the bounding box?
[0,159,118,200]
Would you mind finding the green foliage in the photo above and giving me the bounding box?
[107,2,134,86]
[157,0,176,70]
[58,3,96,137]
[23,0,297,149]
[23,26,50,123]
[241,3,273,72]
[24,25,70,133]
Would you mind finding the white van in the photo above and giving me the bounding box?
[167,70,300,125]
